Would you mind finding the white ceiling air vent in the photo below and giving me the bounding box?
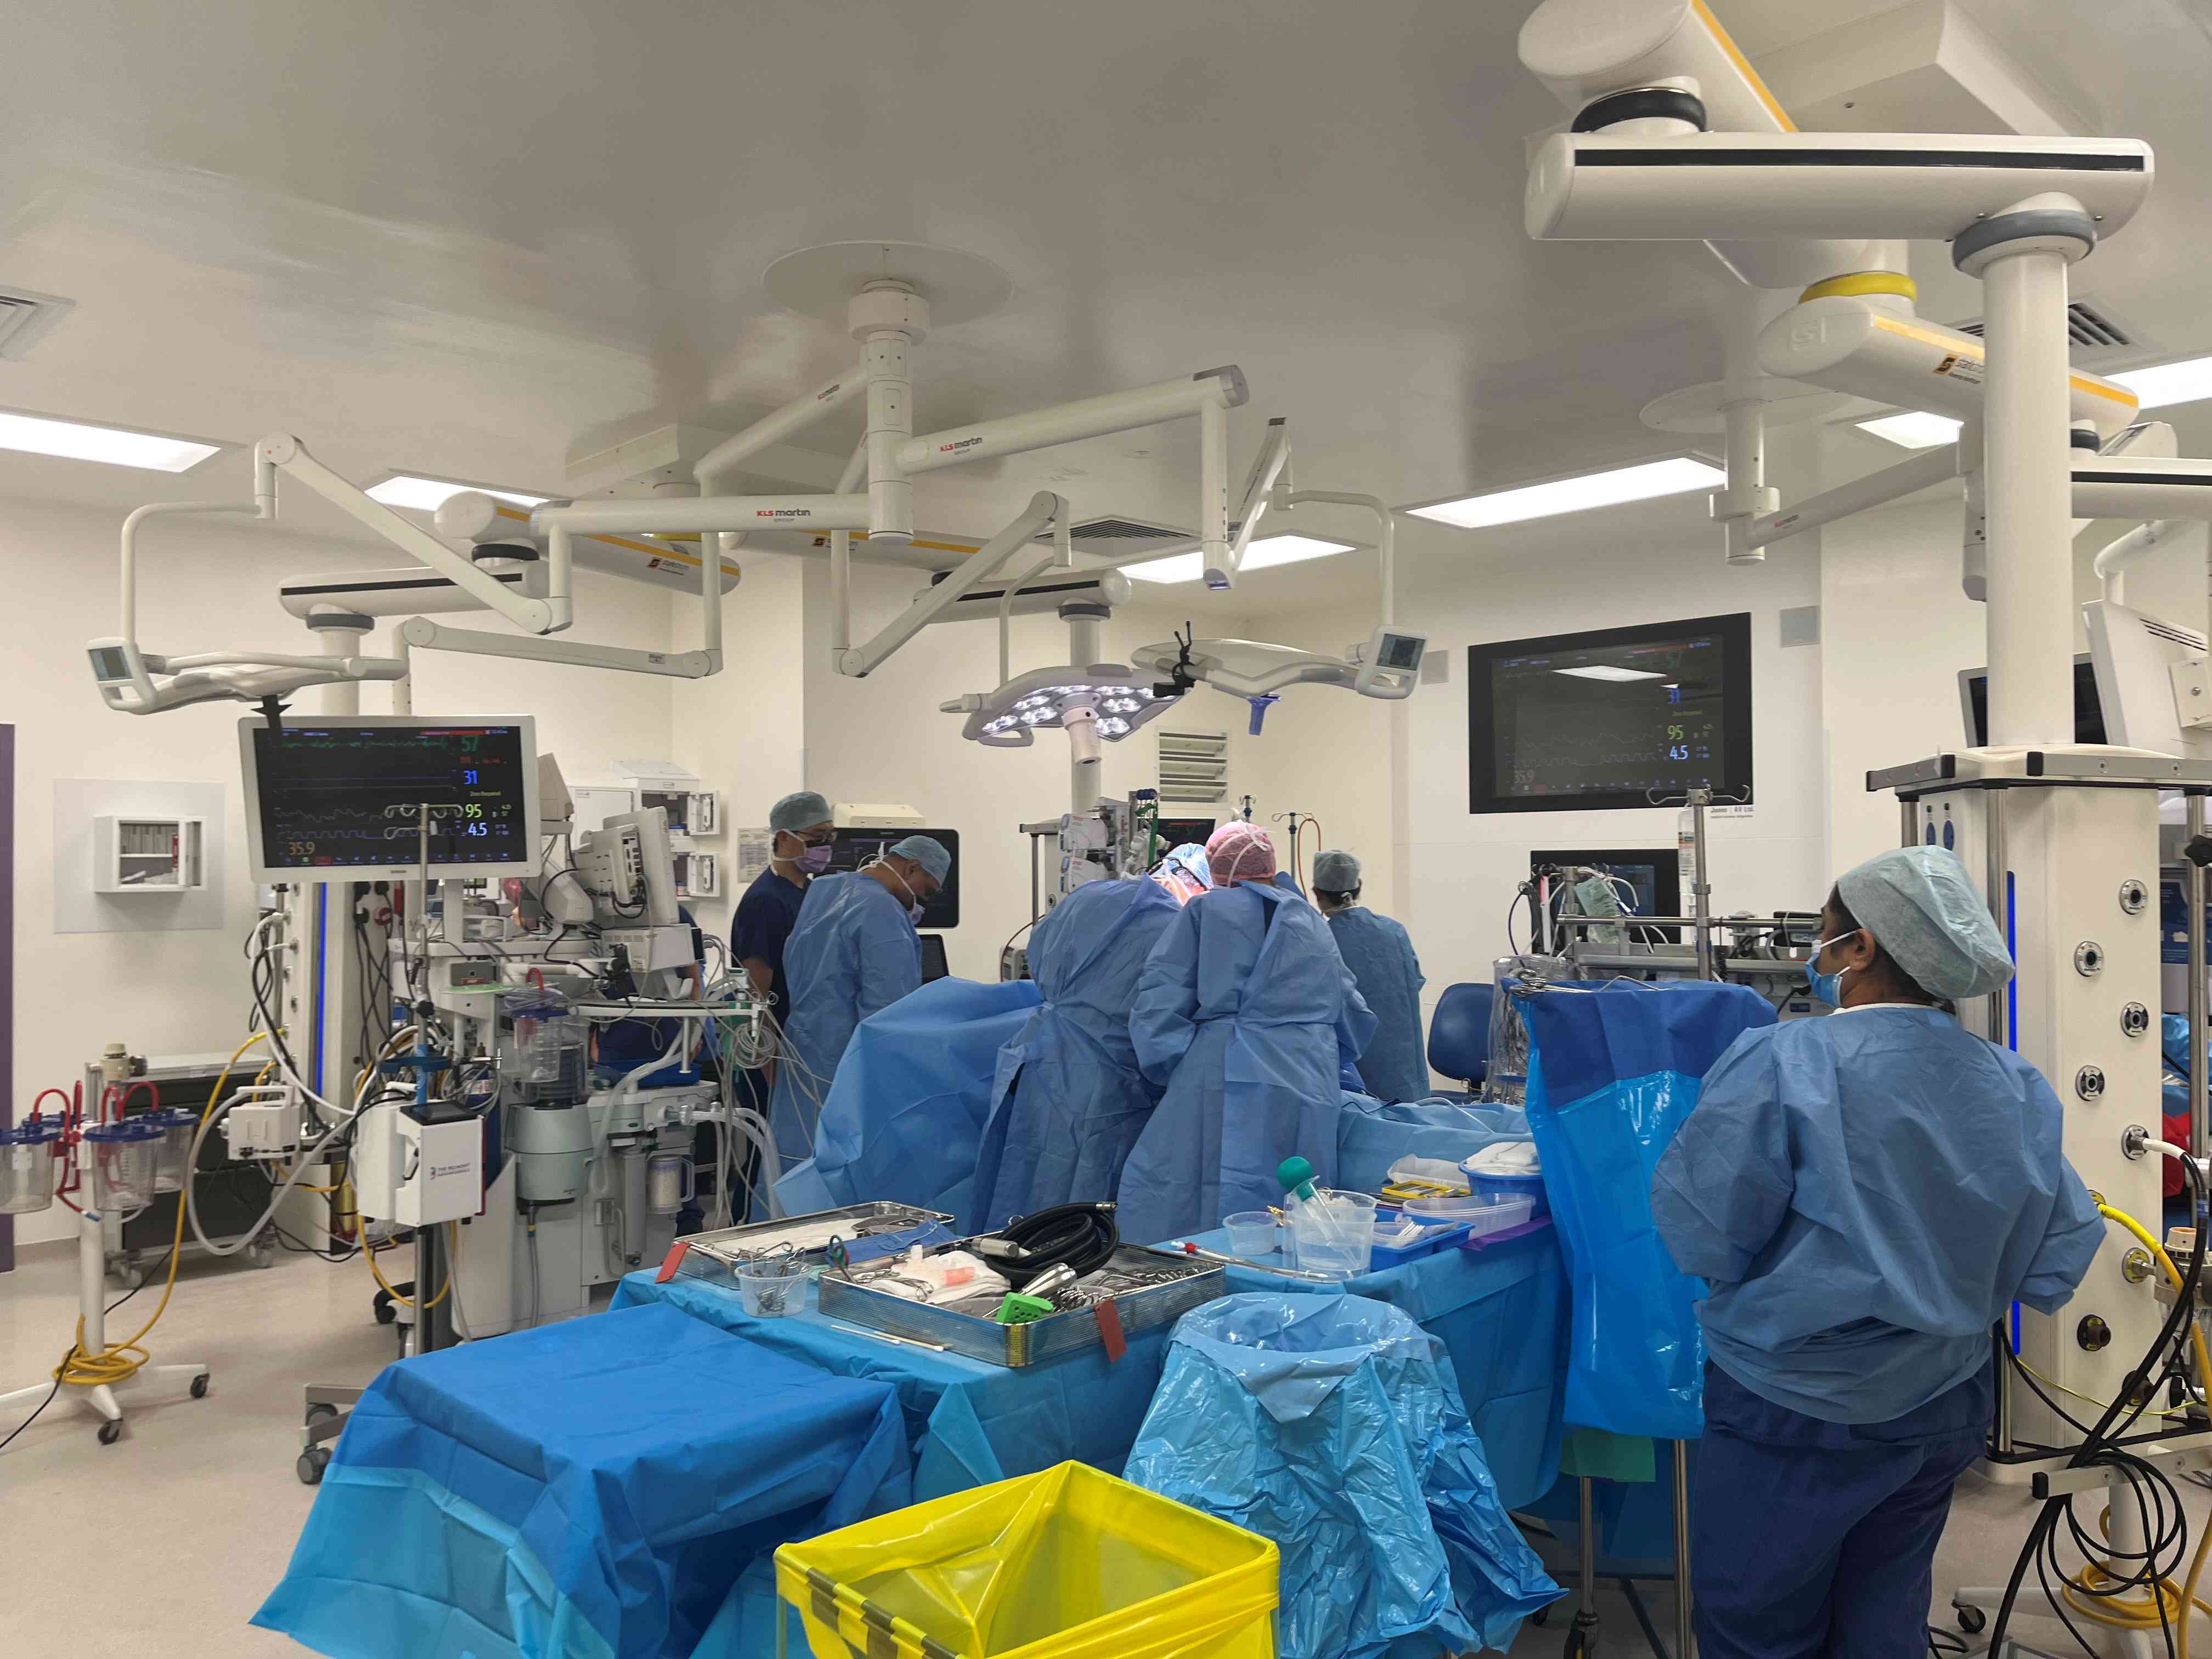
[1156,728,1228,805]
[1952,301,2138,360]
[1043,515,1197,560]
[0,285,76,361]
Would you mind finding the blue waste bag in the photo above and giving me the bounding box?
[1336,1093,1532,1193]
[1519,981,1775,1440]
[774,977,1041,1222]
[1125,1293,1563,1659]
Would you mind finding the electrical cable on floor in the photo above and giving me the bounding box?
[1987,1159,2211,1659]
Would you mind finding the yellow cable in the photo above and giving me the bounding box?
[363,1222,455,1310]
[2052,1204,2212,1656]
[57,1032,267,1387]
[2060,1509,2212,1636]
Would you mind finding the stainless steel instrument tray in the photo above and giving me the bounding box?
[677,1203,955,1273]
[815,1245,1224,1366]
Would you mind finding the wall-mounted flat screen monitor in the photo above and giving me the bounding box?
[1468,613,1752,813]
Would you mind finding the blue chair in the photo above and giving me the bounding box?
[1428,982,1494,1095]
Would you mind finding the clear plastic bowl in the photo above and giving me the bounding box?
[1405,1192,1537,1238]
[1222,1211,1278,1257]
[738,1258,808,1318]
[0,1122,61,1215]
[1288,1190,1378,1279]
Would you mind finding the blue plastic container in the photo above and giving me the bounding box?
[1369,1210,1470,1268]
[1463,1162,1548,1220]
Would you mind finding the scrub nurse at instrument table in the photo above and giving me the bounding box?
[1651,845,2102,1659]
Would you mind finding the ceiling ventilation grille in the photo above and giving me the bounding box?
[1156,727,1229,804]
[1953,301,2136,354]
[1046,516,1197,560]
[0,286,75,360]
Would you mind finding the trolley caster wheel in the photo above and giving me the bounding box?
[251,1240,274,1269]
[1954,1603,1987,1635]
[304,1403,337,1427]
[97,1420,123,1446]
[189,1374,210,1400]
[372,1290,397,1325]
[297,1447,331,1485]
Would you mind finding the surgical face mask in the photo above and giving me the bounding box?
[878,859,930,922]
[777,832,834,874]
[1804,930,1860,1006]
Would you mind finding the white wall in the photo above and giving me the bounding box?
[1390,506,1829,1039]
[667,554,808,943]
[2,495,674,1248]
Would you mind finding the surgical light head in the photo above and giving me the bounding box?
[956,663,1180,749]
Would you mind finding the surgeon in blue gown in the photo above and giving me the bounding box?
[1312,847,1430,1102]
[1651,846,2102,1659]
[969,877,1182,1232]
[767,835,949,1167]
[1120,822,1376,1244]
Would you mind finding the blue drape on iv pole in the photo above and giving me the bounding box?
[1519,980,1776,1440]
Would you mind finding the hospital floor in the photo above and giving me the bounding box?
[0,1236,2200,1659]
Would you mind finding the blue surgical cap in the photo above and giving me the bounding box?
[769,791,833,833]
[1313,849,1362,891]
[890,834,951,884]
[1836,845,2013,1001]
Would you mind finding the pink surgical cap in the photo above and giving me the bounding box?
[1205,821,1277,887]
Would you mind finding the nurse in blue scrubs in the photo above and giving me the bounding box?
[1651,846,2102,1658]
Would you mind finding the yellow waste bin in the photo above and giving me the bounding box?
[774,1460,1278,1659]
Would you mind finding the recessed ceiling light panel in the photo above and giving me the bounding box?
[366,474,549,512]
[1408,456,1724,530]
[0,409,219,473]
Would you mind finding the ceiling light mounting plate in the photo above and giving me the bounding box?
[1640,378,1852,434]
[763,241,1013,330]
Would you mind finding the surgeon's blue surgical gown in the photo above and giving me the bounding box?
[1327,906,1429,1102]
[970,878,1181,1232]
[768,872,921,1166]
[1120,881,1375,1244]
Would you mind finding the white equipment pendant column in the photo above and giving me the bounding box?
[1876,753,2198,1444]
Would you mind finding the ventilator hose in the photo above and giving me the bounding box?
[980,1202,1120,1288]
